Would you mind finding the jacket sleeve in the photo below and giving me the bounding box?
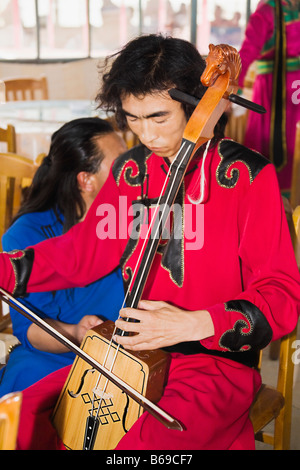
[0,171,123,296]
[204,163,300,353]
[2,226,62,347]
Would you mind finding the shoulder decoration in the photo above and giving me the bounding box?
[120,178,185,290]
[216,139,270,188]
[112,144,150,188]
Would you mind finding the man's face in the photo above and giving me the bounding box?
[121,91,187,161]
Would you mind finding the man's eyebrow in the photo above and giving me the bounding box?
[123,110,170,119]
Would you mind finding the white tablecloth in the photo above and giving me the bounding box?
[0,100,107,161]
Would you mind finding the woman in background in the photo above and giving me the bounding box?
[239,0,300,195]
[0,117,127,395]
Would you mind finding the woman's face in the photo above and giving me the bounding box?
[93,132,127,194]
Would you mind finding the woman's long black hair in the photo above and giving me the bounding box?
[13,117,114,232]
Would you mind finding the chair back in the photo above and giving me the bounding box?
[4,76,48,101]
[225,109,248,145]
[0,152,36,249]
[107,116,139,149]
[0,153,36,331]
[249,208,300,449]
[250,328,297,450]
[225,63,255,145]
[291,205,300,269]
[0,392,22,450]
[290,121,300,209]
[0,125,16,153]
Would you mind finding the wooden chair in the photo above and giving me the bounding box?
[107,116,139,149]
[35,152,46,166]
[0,392,22,450]
[0,152,36,331]
[225,64,256,145]
[290,121,300,209]
[249,208,300,449]
[292,205,300,266]
[225,108,248,145]
[4,76,49,101]
[0,152,36,244]
[250,327,297,449]
[0,125,16,153]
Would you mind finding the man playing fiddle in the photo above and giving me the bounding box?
[0,34,299,450]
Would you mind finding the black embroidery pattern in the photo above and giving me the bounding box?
[216,139,270,188]
[112,144,150,188]
[8,248,35,297]
[112,145,150,289]
[114,146,185,289]
[157,184,185,287]
[220,299,273,352]
[119,198,156,291]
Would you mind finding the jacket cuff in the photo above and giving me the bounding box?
[7,249,35,297]
[204,299,273,352]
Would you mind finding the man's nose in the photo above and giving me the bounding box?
[140,120,157,144]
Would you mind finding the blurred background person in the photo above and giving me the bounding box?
[238,0,300,196]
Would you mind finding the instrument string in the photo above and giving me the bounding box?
[90,139,194,418]
[126,141,193,309]
[89,144,180,415]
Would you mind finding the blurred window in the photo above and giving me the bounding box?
[40,0,89,59]
[0,0,37,59]
[196,0,261,55]
[0,0,261,62]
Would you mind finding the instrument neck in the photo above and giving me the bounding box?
[126,139,196,308]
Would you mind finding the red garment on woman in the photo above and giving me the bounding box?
[239,0,300,192]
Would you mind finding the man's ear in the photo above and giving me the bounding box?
[77,171,95,193]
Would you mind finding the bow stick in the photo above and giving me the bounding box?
[0,287,182,431]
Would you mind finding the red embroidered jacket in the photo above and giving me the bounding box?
[2,139,299,365]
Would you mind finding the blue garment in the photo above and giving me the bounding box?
[0,208,124,395]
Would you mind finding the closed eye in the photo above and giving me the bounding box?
[126,116,138,122]
[123,110,170,122]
